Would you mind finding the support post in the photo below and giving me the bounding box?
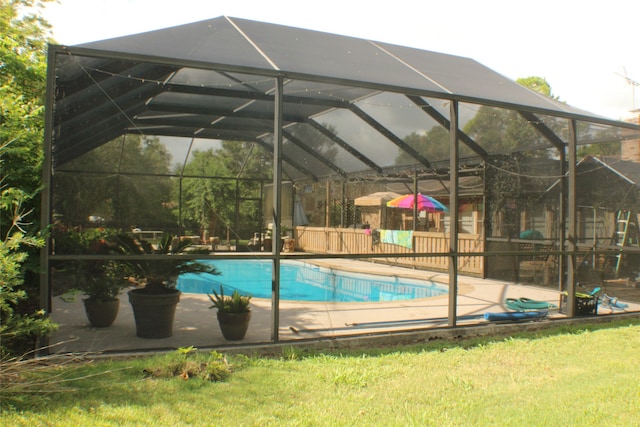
[271,76,284,342]
[38,47,57,355]
[413,171,418,231]
[341,180,346,228]
[448,100,460,327]
[325,181,331,228]
[566,119,578,316]
[558,143,567,292]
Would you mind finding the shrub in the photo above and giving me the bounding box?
[143,347,233,382]
[0,190,57,358]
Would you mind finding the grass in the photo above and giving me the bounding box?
[2,319,639,426]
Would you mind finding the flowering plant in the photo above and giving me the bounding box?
[70,229,132,302]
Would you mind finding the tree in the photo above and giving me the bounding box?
[516,76,554,97]
[578,140,621,157]
[463,77,562,238]
[53,135,176,229]
[217,140,270,237]
[395,127,454,166]
[0,0,59,356]
[0,0,53,237]
[219,140,272,177]
[177,148,235,237]
[463,107,551,157]
[577,126,622,157]
[463,76,561,157]
[393,78,557,168]
[175,139,274,240]
[0,187,57,357]
[284,123,339,166]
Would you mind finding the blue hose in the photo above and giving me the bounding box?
[484,311,548,321]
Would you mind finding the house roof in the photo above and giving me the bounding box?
[537,155,640,210]
[49,16,640,181]
[589,156,640,187]
[385,175,484,198]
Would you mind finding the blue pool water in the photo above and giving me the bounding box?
[177,260,447,303]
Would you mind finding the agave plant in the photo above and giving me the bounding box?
[208,286,251,314]
[113,233,219,294]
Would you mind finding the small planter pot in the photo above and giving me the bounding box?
[83,298,119,327]
[128,288,181,338]
[217,311,251,341]
[283,238,295,253]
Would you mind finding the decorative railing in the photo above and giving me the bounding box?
[294,226,484,275]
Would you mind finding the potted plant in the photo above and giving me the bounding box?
[208,286,252,341]
[263,225,291,252]
[68,230,131,327]
[280,225,296,253]
[78,256,131,328]
[114,233,219,338]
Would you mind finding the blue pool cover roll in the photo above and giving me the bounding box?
[484,311,548,321]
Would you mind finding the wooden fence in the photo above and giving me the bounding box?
[294,226,484,275]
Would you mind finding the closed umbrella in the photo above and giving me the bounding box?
[293,196,309,226]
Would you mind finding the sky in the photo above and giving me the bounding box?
[40,0,640,121]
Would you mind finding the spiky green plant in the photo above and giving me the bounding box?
[113,233,220,294]
[208,286,251,314]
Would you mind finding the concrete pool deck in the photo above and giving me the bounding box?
[48,259,639,355]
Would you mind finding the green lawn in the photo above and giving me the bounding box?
[2,319,639,426]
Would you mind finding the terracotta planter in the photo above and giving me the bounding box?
[217,311,251,341]
[283,238,295,253]
[128,288,181,338]
[83,298,119,327]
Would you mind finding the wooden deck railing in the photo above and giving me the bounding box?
[294,226,484,275]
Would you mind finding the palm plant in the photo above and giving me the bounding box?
[113,233,219,294]
[113,233,220,338]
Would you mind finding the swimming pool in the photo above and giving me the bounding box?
[177,260,447,303]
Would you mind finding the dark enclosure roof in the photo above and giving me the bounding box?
[50,16,640,179]
[585,156,640,188]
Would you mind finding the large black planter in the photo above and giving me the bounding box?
[217,311,251,341]
[128,288,181,338]
[83,298,119,327]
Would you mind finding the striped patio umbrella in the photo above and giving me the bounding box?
[386,193,449,212]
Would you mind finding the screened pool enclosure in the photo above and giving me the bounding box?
[43,17,640,353]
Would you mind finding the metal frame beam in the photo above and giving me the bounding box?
[306,119,383,174]
[349,104,432,169]
[282,130,347,178]
[518,110,565,150]
[407,95,488,160]
[251,137,319,182]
